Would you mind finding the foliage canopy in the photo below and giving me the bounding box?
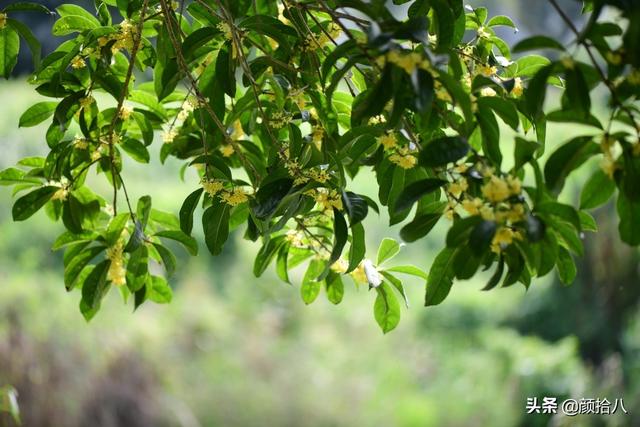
[1,0,639,332]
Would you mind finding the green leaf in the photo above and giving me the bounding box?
[152,243,177,276]
[325,272,344,305]
[477,107,502,166]
[120,138,150,163]
[393,178,446,214]
[202,201,230,256]
[155,230,198,256]
[19,101,57,127]
[80,260,110,320]
[400,212,442,242]
[536,201,582,232]
[580,170,616,209]
[3,2,53,13]
[348,222,366,273]
[105,213,129,246]
[52,15,99,36]
[0,27,20,79]
[513,36,566,53]
[180,188,204,235]
[329,208,348,265]
[556,246,577,285]
[617,193,640,246]
[64,246,104,290]
[514,137,540,170]
[483,257,505,291]
[419,136,470,167]
[8,18,42,69]
[12,185,58,221]
[469,220,497,255]
[301,258,324,305]
[253,236,285,277]
[544,136,599,194]
[425,247,457,306]
[377,238,400,265]
[380,271,409,308]
[147,275,173,304]
[374,283,401,333]
[487,15,518,31]
[383,265,428,280]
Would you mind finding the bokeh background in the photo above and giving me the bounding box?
[1,1,639,426]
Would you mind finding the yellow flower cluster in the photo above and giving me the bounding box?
[309,188,343,211]
[490,226,523,254]
[221,188,249,206]
[301,22,341,51]
[389,147,417,169]
[368,114,387,125]
[79,96,95,109]
[202,179,224,196]
[311,125,324,149]
[270,111,290,129]
[378,132,398,150]
[285,229,305,248]
[220,144,235,157]
[106,241,126,286]
[330,258,349,274]
[73,135,89,150]
[0,13,7,29]
[476,64,497,77]
[599,134,620,178]
[162,128,178,144]
[97,19,139,56]
[118,105,133,121]
[217,22,233,40]
[443,166,527,252]
[434,80,452,102]
[71,56,86,69]
[382,50,431,74]
[511,77,524,97]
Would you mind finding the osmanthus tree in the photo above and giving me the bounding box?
[0,0,639,332]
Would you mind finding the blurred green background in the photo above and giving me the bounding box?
[1,1,639,426]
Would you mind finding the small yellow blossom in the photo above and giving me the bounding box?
[331,258,349,274]
[491,226,516,253]
[482,175,511,203]
[600,156,618,179]
[480,87,497,97]
[511,77,524,97]
[561,57,575,70]
[378,133,397,150]
[91,150,102,161]
[202,179,224,196]
[477,26,491,39]
[476,64,497,77]
[71,56,86,69]
[462,197,483,216]
[448,177,468,197]
[51,187,69,201]
[162,128,177,144]
[368,114,387,125]
[73,135,88,150]
[79,96,95,109]
[220,144,235,157]
[350,262,368,284]
[606,51,623,65]
[506,176,522,195]
[221,188,249,206]
[480,204,495,221]
[387,50,430,74]
[0,13,7,29]
[285,229,305,247]
[271,111,290,129]
[118,106,133,121]
[389,151,417,169]
[313,188,343,211]
[312,125,324,149]
[506,203,526,223]
[309,168,331,183]
[106,241,126,286]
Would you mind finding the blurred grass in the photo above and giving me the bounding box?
[0,79,633,427]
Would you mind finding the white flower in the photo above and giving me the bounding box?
[363,259,382,288]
